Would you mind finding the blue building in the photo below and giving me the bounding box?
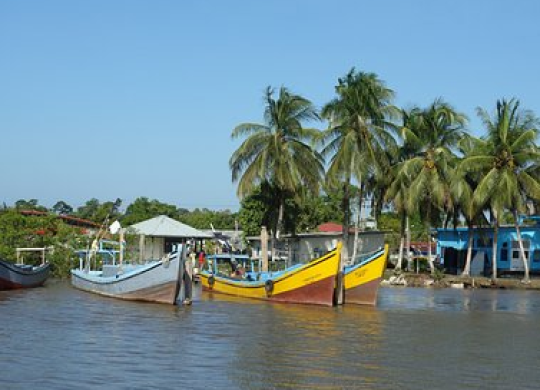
[436,218,540,276]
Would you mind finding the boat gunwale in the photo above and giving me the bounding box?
[0,259,51,276]
[344,247,387,274]
[71,257,178,285]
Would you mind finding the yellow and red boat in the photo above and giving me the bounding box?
[343,244,388,305]
[199,243,341,306]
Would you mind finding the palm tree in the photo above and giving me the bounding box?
[319,68,397,302]
[230,86,324,248]
[451,135,485,276]
[462,98,540,283]
[400,99,468,274]
[385,107,424,272]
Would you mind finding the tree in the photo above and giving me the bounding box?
[75,198,122,223]
[51,201,74,215]
[463,98,540,282]
[400,99,468,274]
[451,135,486,276]
[320,69,397,263]
[384,107,424,271]
[320,68,397,303]
[75,198,101,220]
[230,86,323,243]
[14,199,47,212]
[295,186,344,232]
[122,197,178,226]
[180,208,237,230]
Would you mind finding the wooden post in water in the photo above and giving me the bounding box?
[261,226,269,272]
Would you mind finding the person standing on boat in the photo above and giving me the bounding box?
[182,249,194,305]
[198,250,205,270]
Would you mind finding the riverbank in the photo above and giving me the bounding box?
[382,270,540,290]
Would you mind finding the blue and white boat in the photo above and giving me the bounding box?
[0,257,50,290]
[72,240,184,305]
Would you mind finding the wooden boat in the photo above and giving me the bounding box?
[0,257,50,290]
[199,242,341,306]
[343,244,388,305]
[71,240,184,305]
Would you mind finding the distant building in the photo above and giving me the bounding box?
[128,215,212,259]
[247,223,385,264]
[436,218,540,275]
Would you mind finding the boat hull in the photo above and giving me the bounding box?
[0,259,50,290]
[199,244,341,306]
[71,255,182,305]
[343,245,388,305]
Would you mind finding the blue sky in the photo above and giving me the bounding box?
[1,0,539,212]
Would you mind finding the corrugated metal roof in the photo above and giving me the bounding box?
[128,215,213,238]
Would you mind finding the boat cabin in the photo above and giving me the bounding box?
[127,215,212,260]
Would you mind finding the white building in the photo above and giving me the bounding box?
[127,215,212,260]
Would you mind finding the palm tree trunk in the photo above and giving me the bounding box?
[271,200,285,265]
[352,182,364,262]
[275,201,284,240]
[337,179,350,305]
[513,209,530,283]
[462,220,474,276]
[427,205,435,275]
[491,214,499,283]
[406,215,411,271]
[396,212,406,272]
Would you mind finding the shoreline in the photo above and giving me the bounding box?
[382,270,540,290]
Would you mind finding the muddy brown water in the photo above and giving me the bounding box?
[2,281,540,389]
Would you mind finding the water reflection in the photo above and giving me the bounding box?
[4,282,540,389]
[378,286,540,315]
[197,290,388,389]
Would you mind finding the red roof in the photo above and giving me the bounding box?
[19,210,100,228]
[317,222,343,232]
[316,222,359,234]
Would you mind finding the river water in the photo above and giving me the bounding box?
[2,281,540,390]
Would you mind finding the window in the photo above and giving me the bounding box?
[512,240,531,249]
[533,250,540,263]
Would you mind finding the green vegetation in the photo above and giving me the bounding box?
[229,86,324,242]
[0,209,88,277]
[230,68,540,282]
[3,69,540,285]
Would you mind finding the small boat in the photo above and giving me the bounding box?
[71,240,184,305]
[0,256,50,290]
[343,244,388,305]
[199,243,341,306]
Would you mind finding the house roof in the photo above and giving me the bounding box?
[317,222,346,233]
[128,215,213,238]
[19,210,100,228]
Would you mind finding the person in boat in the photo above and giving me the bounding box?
[183,248,194,305]
[198,250,206,269]
[229,260,245,279]
[235,264,245,278]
